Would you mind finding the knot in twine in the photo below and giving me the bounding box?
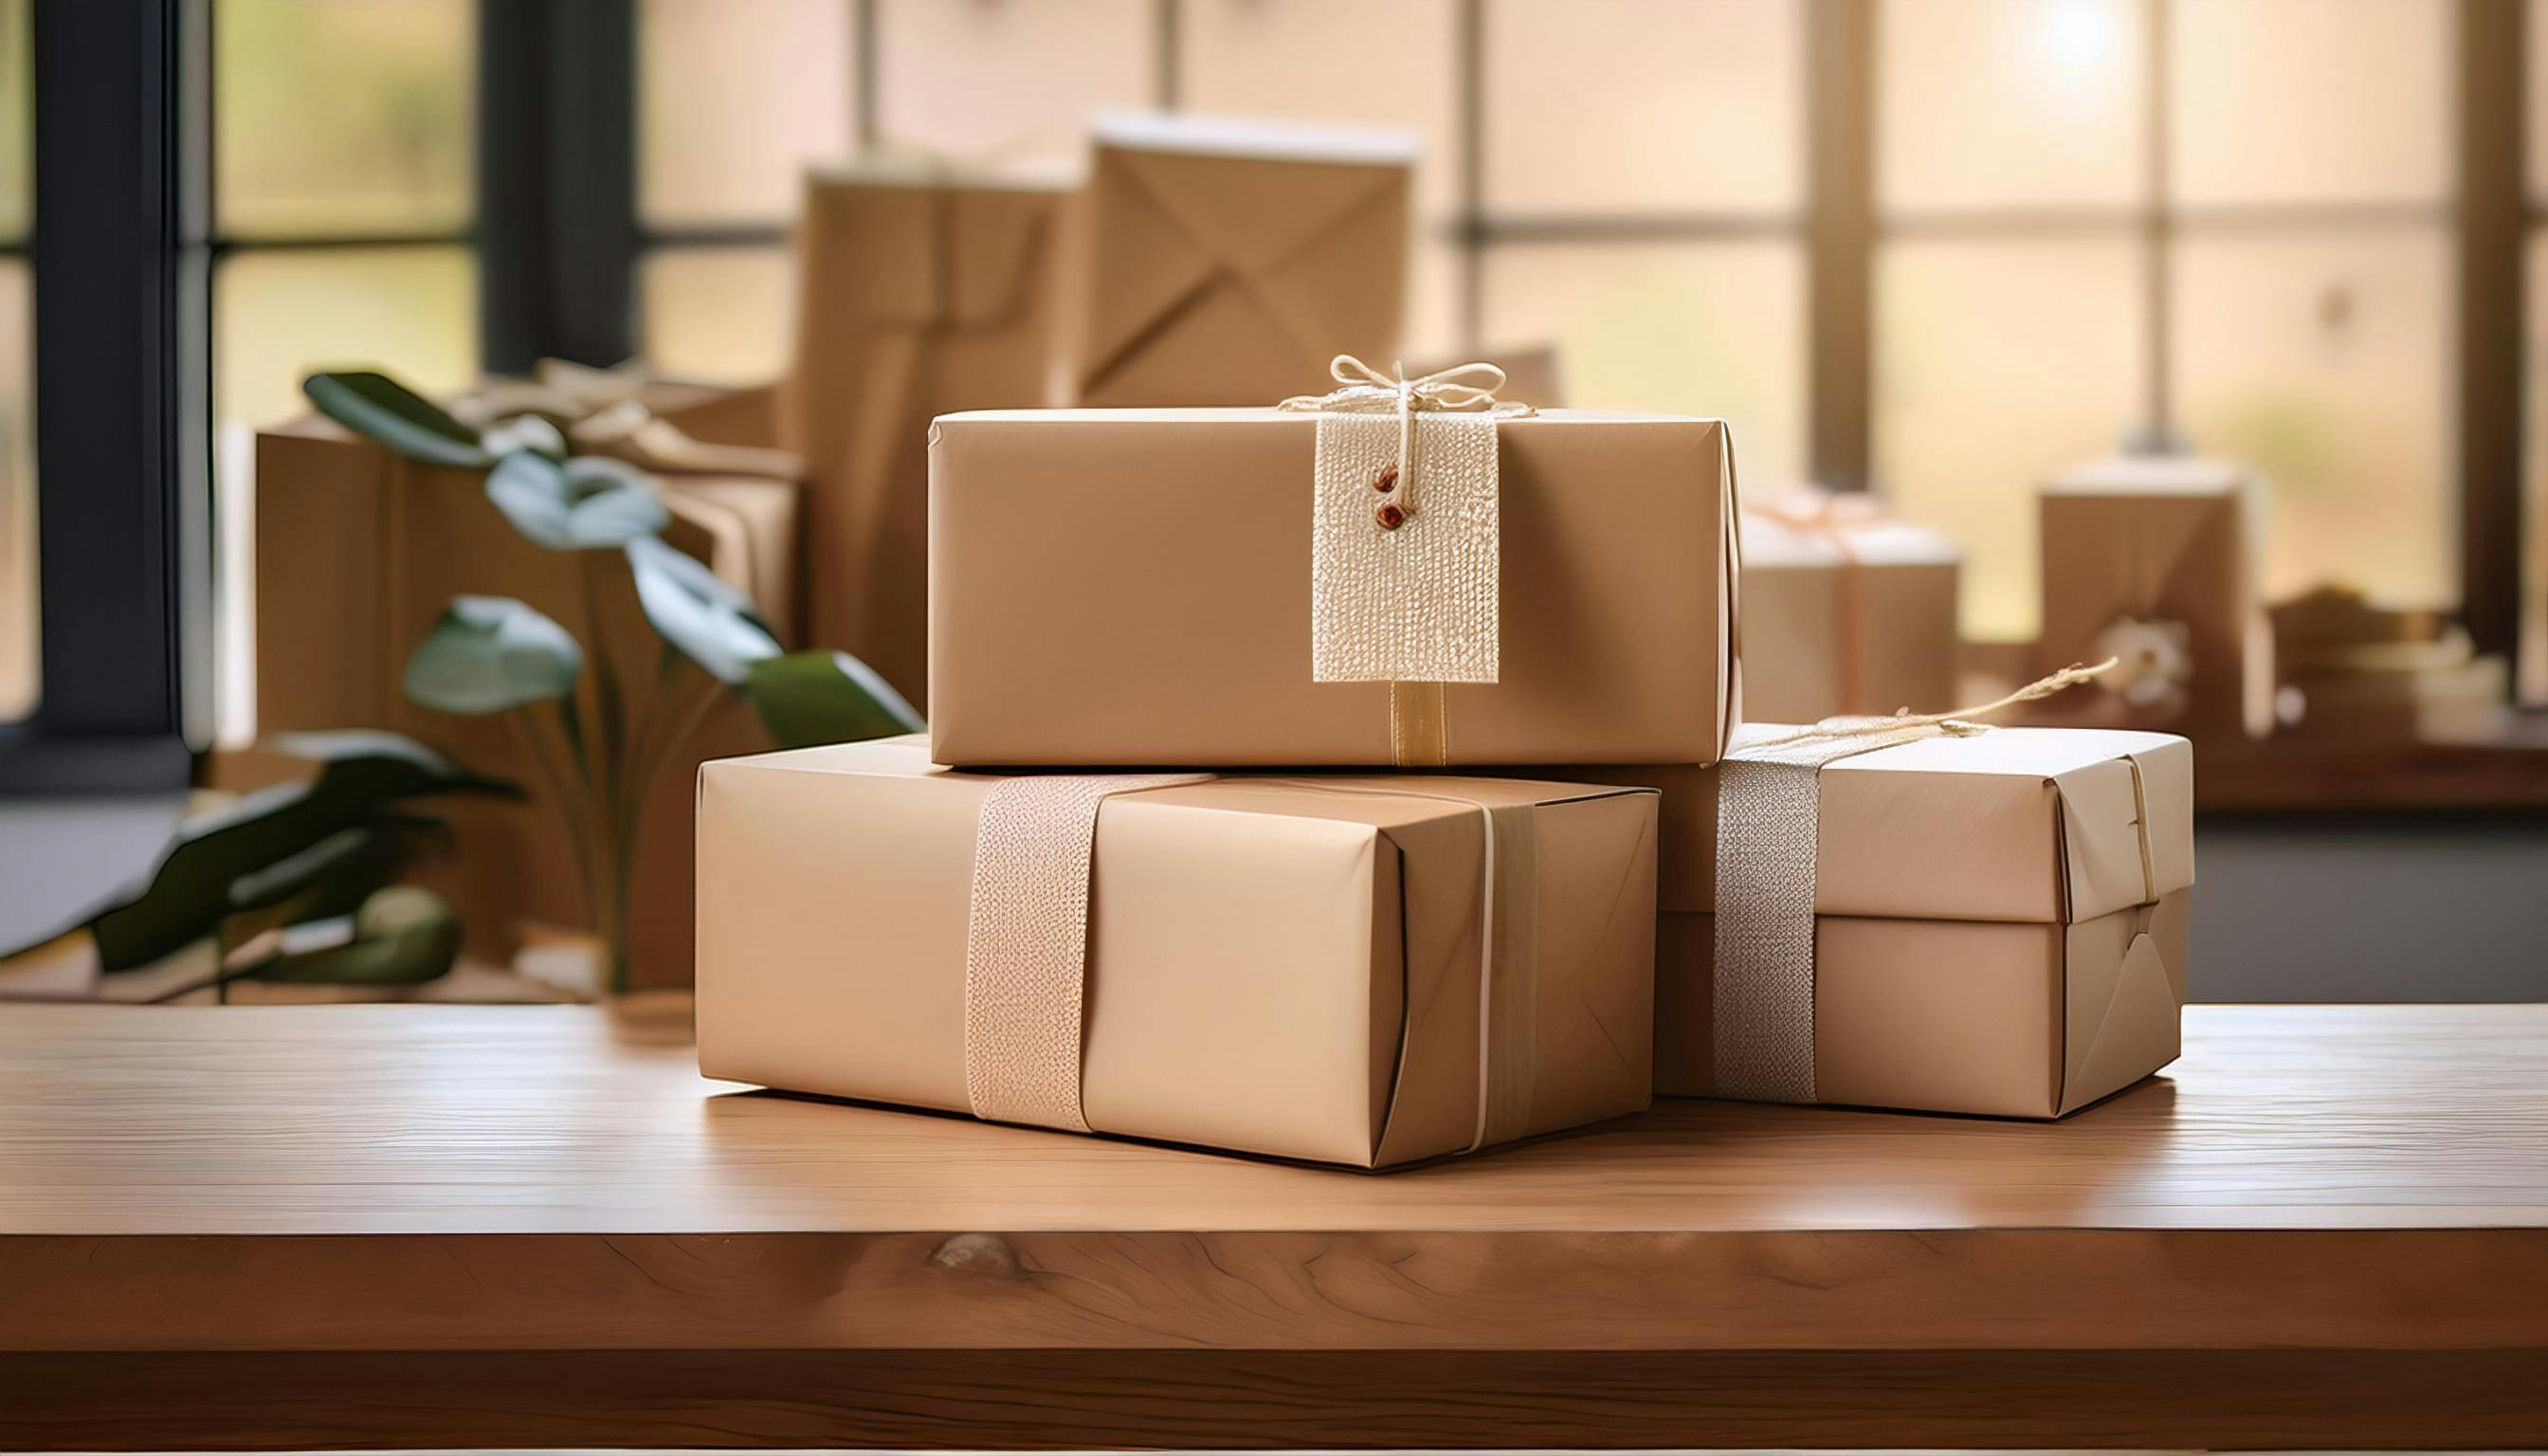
[1282,355,1534,523]
[1741,657,2120,754]
[1752,482,1891,535]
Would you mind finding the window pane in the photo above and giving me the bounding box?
[2533,0,2548,204]
[1879,0,2147,215]
[1483,0,1803,214]
[213,246,480,744]
[215,0,474,238]
[0,0,27,244]
[1876,236,2146,642]
[873,0,1151,171]
[2174,228,2454,609]
[641,246,793,386]
[2166,0,2448,209]
[1481,240,1807,489]
[1407,238,1465,360]
[1,259,30,721]
[641,0,856,228]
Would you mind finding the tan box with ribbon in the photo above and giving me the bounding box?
[2037,455,2274,738]
[781,159,1075,703]
[695,736,1658,1167]
[253,373,801,988]
[927,374,1740,768]
[1550,720,2192,1119]
[1741,490,1959,723]
[1067,113,1412,408]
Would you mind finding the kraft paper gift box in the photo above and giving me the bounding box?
[928,407,1740,767]
[2038,456,2274,738]
[780,159,1075,702]
[696,736,1658,1168]
[1068,113,1413,408]
[254,385,800,988]
[1548,725,2192,1119]
[1741,491,1959,722]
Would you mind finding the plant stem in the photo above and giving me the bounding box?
[509,705,599,936]
[579,556,627,852]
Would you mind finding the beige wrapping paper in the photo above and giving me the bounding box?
[696,737,1659,1168]
[781,160,1074,702]
[1528,726,2193,1119]
[2038,456,2274,738]
[1066,113,1413,408]
[927,408,1740,768]
[252,385,800,988]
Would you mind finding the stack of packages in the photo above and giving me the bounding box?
[2271,586,2508,742]
[690,117,2199,1164]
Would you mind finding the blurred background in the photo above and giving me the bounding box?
[0,0,2543,1001]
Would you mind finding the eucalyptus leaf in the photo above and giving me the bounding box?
[81,735,516,972]
[302,371,490,468]
[231,887,463,991]
[626,535,781,683]
[404,595,584,715]
[483,451,667,551]
[479,412,571,462]
[741,650,924,749]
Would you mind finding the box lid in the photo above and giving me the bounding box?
[2047,454,2251,497]
[1740,509,1960,570]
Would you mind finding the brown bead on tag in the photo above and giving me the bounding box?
[1372,464,1399,494]
[1374,502,1407,531]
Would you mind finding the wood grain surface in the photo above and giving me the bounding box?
[1,1003,2541,1450]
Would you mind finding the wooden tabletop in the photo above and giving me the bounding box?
[3,1002,2543,1450]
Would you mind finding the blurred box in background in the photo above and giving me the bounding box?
[1067,112,1412,407]
[781,159,1075,703]
[2036,455,2275,739]
[1740,489,1960,723]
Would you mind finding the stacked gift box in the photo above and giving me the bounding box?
[682,115,2196,1165]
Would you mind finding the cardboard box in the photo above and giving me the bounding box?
[1741,498,1959,723]
[696,737,1657,1168]
[1547,726,2192,1119]
[2038,456,2274,738]
[927,408,1739,767]
[781,160,1075,701]
[252,385,799,989]
[1068,113,1413,407]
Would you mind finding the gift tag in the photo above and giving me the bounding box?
[1308,409,1500,683]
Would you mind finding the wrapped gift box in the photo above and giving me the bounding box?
[1544,725,2192,1119]
[781,159,1075,701]
[1068,113,1412,407]
[253,382,800,988]
[2039,456,2274,737]
[927,408,1739,767]
[1740,494,1959,722]
[697,736,1658,1168]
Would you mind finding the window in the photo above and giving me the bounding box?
[1,0,29,724]
[1877,0,2459,643]
[209,0,478,744]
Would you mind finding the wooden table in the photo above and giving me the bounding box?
[2,1004,2541,1450]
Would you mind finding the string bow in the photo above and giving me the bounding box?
[1281,355,1533,520]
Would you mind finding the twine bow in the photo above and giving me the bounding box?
[1283,355,1533,519]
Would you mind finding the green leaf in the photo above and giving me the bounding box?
[302,371,490,468]
[82,736,516,972]
[240,887,463,988]
[626,534,781,683]
[403,595,584,715]
[483,450,667,551]
[741,649,924,749]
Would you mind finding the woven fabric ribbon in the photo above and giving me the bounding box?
[960,772,1534,1153]
[1283,356,1532,712]
[1711,661,2117,1104]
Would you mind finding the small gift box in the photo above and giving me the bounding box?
[254,372,801,987]
[1740,489,1960,723]
[781,158,1075,701]
[927,364,1739,768]
[696,737,1657,1167]
[2038,455,2274,738]
[1549,712,2192,1119]
[1067,112,1413,407]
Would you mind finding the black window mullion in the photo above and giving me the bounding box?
[477,0,639,375]
[2458,0,2523,663]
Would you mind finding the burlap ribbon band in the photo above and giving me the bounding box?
[960,772,1537,1154]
